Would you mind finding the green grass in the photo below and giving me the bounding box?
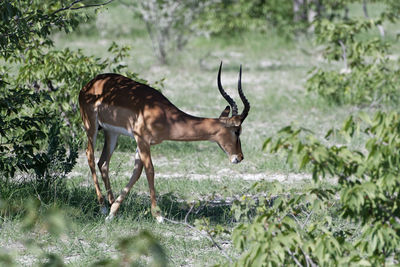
[2,2,400,266]
[2,177,321,266]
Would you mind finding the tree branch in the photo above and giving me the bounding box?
[338,40,348,72]
[51,0,114,16]
[287,249,303,267]
[184,203,194,224]
[163,217,232,262]
[302,210,313,229]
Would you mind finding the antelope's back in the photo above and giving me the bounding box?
[79,73,171,111]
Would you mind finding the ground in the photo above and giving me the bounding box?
[1,2,399,266]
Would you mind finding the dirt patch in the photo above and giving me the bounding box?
[70,154,310,183]
[154,171,309,182]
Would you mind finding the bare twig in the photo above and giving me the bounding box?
[362,0,369,18]
[338,40,348,71]
[289,213,302,226]
[52,0,83,15]
[184,204,194,224]
[163,217,232,262]
[304,249,310,267]
[69,0,114,10]
[300,247,318,267]
[287,249,303,267]
[302,210,313,229]
[51,0,114,16]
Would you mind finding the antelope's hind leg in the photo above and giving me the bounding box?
[97,130,119,213]
[82,112,106,211]
[137,140,163,223]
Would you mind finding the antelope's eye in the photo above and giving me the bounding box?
[235,129,241,136]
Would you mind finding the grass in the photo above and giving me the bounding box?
[1,2,400,266]
[2,176,318,266]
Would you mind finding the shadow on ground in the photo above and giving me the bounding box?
[1,180,233,225]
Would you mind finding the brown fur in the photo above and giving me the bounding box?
[79,72,249,220]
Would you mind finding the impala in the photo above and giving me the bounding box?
[79,62,250,222]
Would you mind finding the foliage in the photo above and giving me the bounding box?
[0,198,167,266]
[13,41,142,140]
[196,0,267,36]
[0,0,85,58]
[196,0,352,38]
[2,1,400,266]
[262,0,300,37]
[115,230,166,266]
[0,1,79,184]
[379,0,400,22]
[0,1,159,184]
[307,60,400,105]
[307,3,400,105]
[0,4,170,264]
[91,230,167,266]
[0,81,78,184]
[229,183,342,266]
[232,111,400,266]
[196,0,314,37]
[265,111,400,225]
[0,249,14,267]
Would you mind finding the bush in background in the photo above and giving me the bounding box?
[307,1,400,105]
[125,0,209,64]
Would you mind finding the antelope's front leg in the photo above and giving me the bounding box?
[138,142,163,223]
[106,149,143,222]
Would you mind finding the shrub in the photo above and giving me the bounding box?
[227,111,400,265]
[0,1,164,186]
[307,12,400,105]
[0,1,152,192]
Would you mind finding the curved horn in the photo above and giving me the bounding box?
[218,62,238,116]
[238,65,250,122]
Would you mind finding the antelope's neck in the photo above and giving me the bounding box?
[167,111,221,142]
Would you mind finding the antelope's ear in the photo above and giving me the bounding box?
[229,116,242,127]
[223,115,242,127]
[219,106,230,118]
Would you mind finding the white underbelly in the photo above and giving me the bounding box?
[98,121,135,138]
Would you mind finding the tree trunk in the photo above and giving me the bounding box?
[293,0,307,22]
[307,0,322,33]
[363,0,385,37]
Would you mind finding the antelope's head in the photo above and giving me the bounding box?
[216,62,250,164]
